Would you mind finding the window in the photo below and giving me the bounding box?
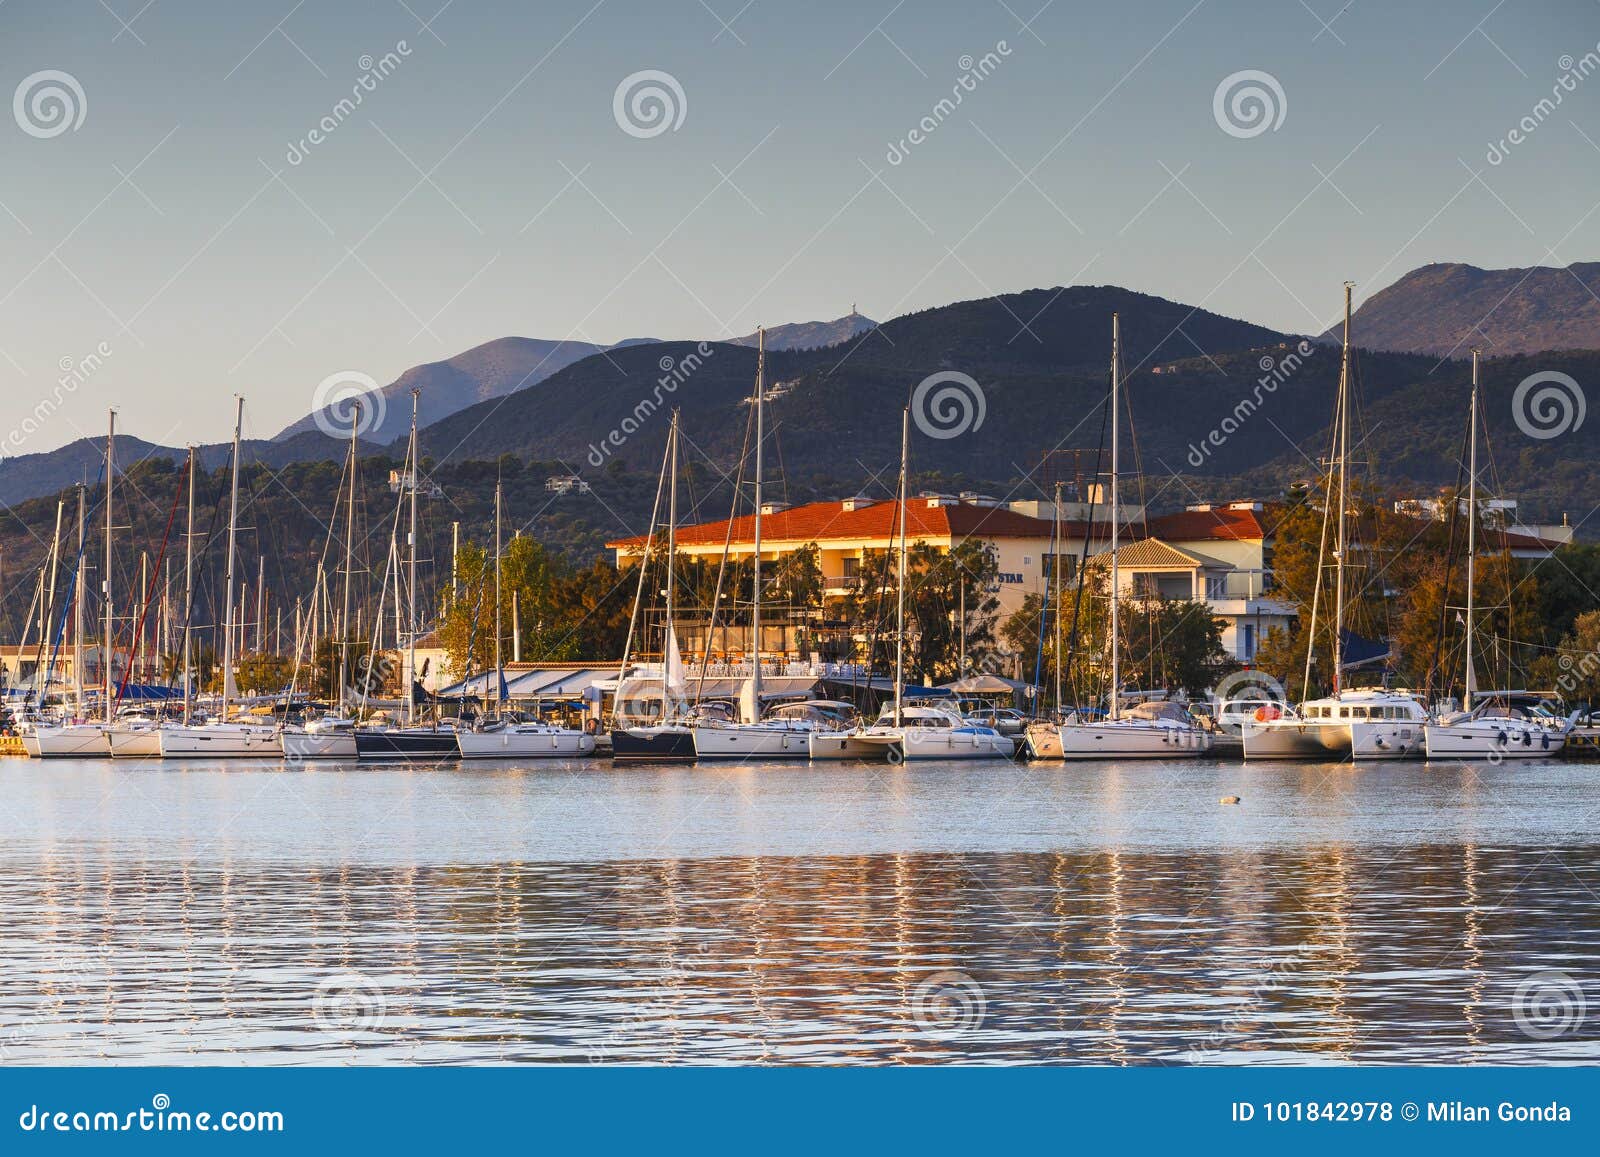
[1243,624,1256,659]
[1043,554,1077,584]
[842,556,860,581]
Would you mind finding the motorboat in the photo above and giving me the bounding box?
[457,716,596,759]
[1424,693,1576,760]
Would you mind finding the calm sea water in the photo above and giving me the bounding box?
[1,756,1598,1065]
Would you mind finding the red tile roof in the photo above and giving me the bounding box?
[1141,504,1278,542]
[608,499,1062,549]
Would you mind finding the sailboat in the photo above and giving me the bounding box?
[1243,286,1427,761]
[22,433,110,759]
[692,330,822,760]
[107,449,192,758]
[611,411,697,760]
[354,390,460,760]
[160,399,281,757]
[1057,314,1211,759]
[282,401,362,759]
[848,408,1013,765]
[457,476,595,759]
[1424,351,1576,759]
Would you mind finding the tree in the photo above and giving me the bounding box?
[235,651,294,695]
[1536,609,1600,708]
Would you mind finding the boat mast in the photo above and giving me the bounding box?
[406,388,420,726]
[750,328,764,720]
[894,406,909,728]
[664,410,678,717]
[221,397,244,722]
[103,411,115,725]
[1053,478,1063,714]
[1108,314,1120,722]
[1465,349,1479,711]
[181,447,195,723]
[339,404,358,716]
[493,471,503,715]
[73,483,85,711]
[1332,282,1352,696]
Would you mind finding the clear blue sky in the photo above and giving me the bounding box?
[2,0,1598,452]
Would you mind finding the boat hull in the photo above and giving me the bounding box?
[106,727,162,758]
[281,730,359,760]
[690,725,812,760]
[353,729,460,761]
[901,726,1014,761]
[457,728,595,759]
[1023,722,1063,760]
[807,732,890,760]
[159,725,283,758]
[22,725,108,758]
[610,727,696,761]
[1424,722,1565,760]
[1056,722,1211,759]
[1349,719,1425,759]
[1242,720,1351,760]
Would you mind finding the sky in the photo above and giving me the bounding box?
[2,0,1599,453]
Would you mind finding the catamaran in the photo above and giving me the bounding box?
[1057,314,1210,759]
[1244,286,1426,761]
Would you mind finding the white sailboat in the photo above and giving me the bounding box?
[1057,313,1210,760]
[282,401,363,759]
[457,475,594,759]
[26,416,114,758]
[692,329,814,761]
[1425,352,1575,759]
[1244,285,1425,761]
[847,408,1012,764]
[161,398,281,758]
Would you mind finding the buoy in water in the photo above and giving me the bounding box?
[1220,795,1241,806]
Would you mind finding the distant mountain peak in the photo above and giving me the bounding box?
[728,312,876,351]
[1332,261,1600,358]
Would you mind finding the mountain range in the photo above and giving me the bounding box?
[1,265,1596,524]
